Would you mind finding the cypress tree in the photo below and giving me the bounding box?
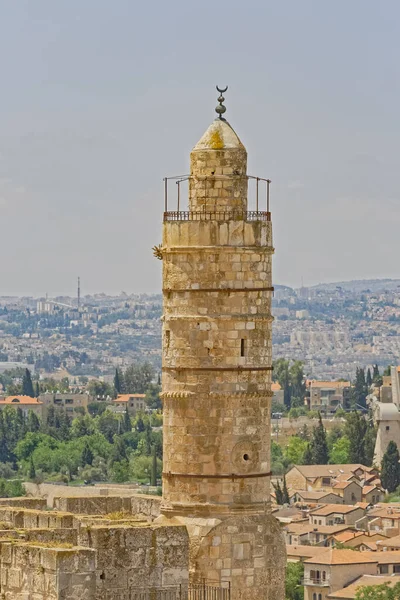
[373,364,380,381]
[22,369,35,398]
[114,368,123,395]
[381,441,400,493]
[310,413,329,465]
[303,443,313,465]
[282,474,290,504]
[81,442,94,467]
[27,410,40,433]
[345,411,367,464]
[366,368,372,388]
[122,407,132,433]
[35,381,40,398]
[273,480,284,505]
[29,456,36,480]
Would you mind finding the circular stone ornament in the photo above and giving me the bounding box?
[231,439,259,473]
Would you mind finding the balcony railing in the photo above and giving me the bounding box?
[163,174,271,214]
[163,210,271,222]
[303,578,330,587]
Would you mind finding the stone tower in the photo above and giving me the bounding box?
[157,90,286,599]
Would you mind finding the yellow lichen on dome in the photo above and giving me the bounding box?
[206,128,224,149]
[192,119,245,152]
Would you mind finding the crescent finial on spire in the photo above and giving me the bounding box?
[215,85,228,120]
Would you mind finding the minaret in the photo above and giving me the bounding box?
[158,88,285,599]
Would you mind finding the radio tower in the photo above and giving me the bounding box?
[77,277,81,311]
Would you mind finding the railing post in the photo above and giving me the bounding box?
[256,177,259,212]
[176,180,180,212]
[164,178,168,213]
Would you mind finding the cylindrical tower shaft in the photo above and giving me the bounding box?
[159,112,285,600]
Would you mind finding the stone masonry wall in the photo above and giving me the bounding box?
[1,542,96,600]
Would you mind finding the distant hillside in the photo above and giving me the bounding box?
[310,279,400,293]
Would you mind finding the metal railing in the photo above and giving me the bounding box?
[303,578,330,587]
[163,174,271,214]
[163,210,271,222]
[109,583,231,600]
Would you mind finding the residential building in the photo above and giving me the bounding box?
[286,464,377,494]
[112,394,146,415]
[39,393,90,417]
[294,491,344,505]
[0,396,43,418]
[303,549,378,600]
[307,380,351,413]
[309,505,366,527]
[376,551,400,575]
[331,481,362,505]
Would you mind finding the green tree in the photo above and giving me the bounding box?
[329,436,350,464]
[364,421,377,467]
[273,479,284,505]
[81,441,94,467]
[303,444,313,465]
[27,410,40,433]
[282,474,290,504]
[122,408,132,433]
[383,365,392,377]
[352,367,367,410]
[145,383,162,409]
[366,368,372,388]
[97,411,119,443]
[35,381,40,398]
[381,441,400,493]
[273,358,290,408]
[345,411,367,464]
[355,582,400,600]
[284,436,308,465]
[285,561,304,600]
[289,361,305,406]
[123,362,155,394]
[113,368,124,395]
[29,456,36,479]
[310,413,329,464]
[22,369,34,398]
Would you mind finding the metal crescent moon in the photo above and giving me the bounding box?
[216,85,228,93]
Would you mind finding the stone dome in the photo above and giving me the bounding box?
[192,119,245,151]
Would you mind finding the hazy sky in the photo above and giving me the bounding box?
[1,1,399,296]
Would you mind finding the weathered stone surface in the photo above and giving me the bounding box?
[159,116,286,598]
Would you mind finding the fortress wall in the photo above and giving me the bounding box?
[0,542,96,600]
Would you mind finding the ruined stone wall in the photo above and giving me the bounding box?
[54,494,161,519]
[1,542,96,599]
[0,497,47,510]
[24,482,147,507]
[77,523,189,599]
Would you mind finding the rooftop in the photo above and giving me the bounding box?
[0,396,42,405]
[328,575,398,599]
[304,549,378,566]
[311,504,362,516]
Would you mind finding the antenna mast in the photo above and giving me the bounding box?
[77,277,81,310]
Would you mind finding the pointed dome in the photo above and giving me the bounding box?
[192,119,245,151]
